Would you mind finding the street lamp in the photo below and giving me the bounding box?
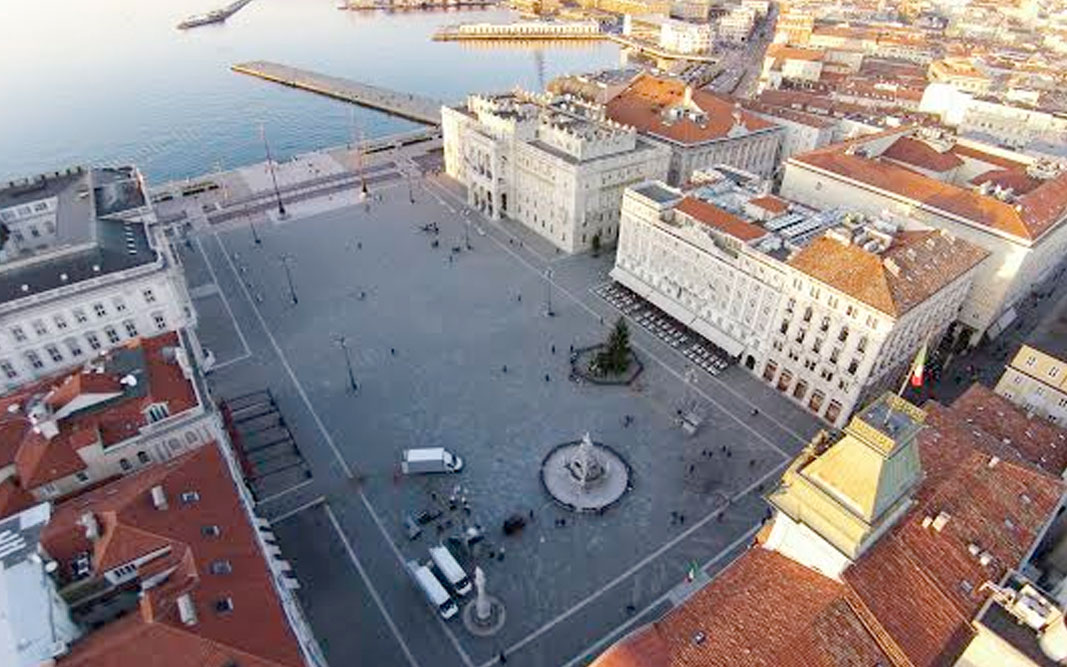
[543,268,555,318]
[333,335,359,393]
[279,253,298,305]
[260,124,286,218]
[244,200,261,246]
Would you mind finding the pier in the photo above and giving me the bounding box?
[177,0,254,30]
[339,0,497,9]
[231,61,445,125]
[433,20,606,41]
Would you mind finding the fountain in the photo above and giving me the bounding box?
[541,432,631,512]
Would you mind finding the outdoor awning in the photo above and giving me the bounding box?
[610,267,746,358]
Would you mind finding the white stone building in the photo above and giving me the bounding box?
[604,73,783,185]
[920,82,1067,149]
[612,174,987,426]
[442,92,670,253]
[658,17,713,54]
[0,167,195,389]
[781,128,1067,346]
[716,6,757,44]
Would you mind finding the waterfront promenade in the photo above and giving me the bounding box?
[232,61,446,125]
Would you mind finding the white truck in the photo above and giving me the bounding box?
[429,545,472,596]
[401,448,464,474]
[406,560,457,619]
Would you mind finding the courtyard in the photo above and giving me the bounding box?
[179,161,821,667]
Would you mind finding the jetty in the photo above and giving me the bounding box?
[177,0,254,30]
[231,61,445,125]
[339,0,496,9]
[432,20,606,41]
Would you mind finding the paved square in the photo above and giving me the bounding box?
[188,169,821,667]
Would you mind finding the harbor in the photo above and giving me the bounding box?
[433,20,607,41]
[231,61,446,125]
[339,0,498,9]
[177,0,254,30]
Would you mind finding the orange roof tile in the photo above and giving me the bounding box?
[792,144,1067,242]
[787,230,988,317]
[605,74,777,146]
[969,168,1043,195]
[748,194,790,214]
[676,197,768,242]
[0,332,200,495]
[882,136,964,172]
[46,445,305,667]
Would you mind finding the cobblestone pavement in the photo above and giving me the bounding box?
[181,166,821,667]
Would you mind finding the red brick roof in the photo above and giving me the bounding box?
[969,168,1043,195]
[605,74,776,146]
[45,445,304,667]
[0,477,37,518]
[676,197,768,242]
[791,135,1067,241]
[748,195,790,214]
[882,137,964,173]
[0,332,199,497]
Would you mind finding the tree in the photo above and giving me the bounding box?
[591,232,601,257]
[592,317,631,375]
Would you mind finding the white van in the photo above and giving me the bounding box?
[429,545,472,596]
[401,448,464,474]
[406,560,457,619]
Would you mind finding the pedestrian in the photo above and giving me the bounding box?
[357,241,362,250]
[569,344,574,354]
[545,374,550,382]
[551,344,556,354]
[679,514,685,525]
[430,492,437,501]
[528,509,534,520]
[499,650,507,664]
[625,604,636,615]
[391,348,396,356]
[688,464,695,474]
[502,365,508,373]
[751,408,759,416]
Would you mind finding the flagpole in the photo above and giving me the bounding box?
[886,335,930,427]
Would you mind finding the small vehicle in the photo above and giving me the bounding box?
[403,514,423,540]
[401,448,464,475]
[502,515,526,536]
[406,560,457,619]
[415,508,443,525]
[429,545,472,596]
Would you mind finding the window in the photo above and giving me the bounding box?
[1050,366,1061,379]
[185,431,199,445]
[813,338,823,354]
[809,390,825,413]
[26,351,43,369]
[215,598,234,613]
[147,403,170,423]
[181,491,200,504]
[210,560,233,575]
[829,347,839,364]
[779,319,789,335]
[838,327,849,343]
[10,326,26,343]
[202,525,221,538]
[1025,355,1036,367]
[777,370,793,392]
[793,380,808,400]
[119,458,132,472]
[104,326,120,344]
[113,297,127,313]
[825,400,843,423]
[763,360,778,382]
[124,320,138,338]
[45,345,62,363]
[847,359,859,375]
[76,471,90,483]
[86,332,101,350]
[137,451,150,464]
[153,313,167,331]
[802,306,812,323]
[67,339,83,357]
[143,288,157,304]
[0,360,17,379]
[857,336,868,354]
[93,303,107,318]
[819,316,830,333]
[73,308,87,324]
[32,320,47,336]
[54,314,68,330]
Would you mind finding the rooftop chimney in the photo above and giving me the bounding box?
[177,594,198,626]
[79,512,100,542]
[150,485,168,511]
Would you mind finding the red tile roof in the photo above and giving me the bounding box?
[605,74,777,146]
[45,445,305,667]
[593,386,1066,667]
[969,168,1043,195]
[592,548,892,667]
[0,332,199,499]
[0,477,37,518]
[787,230,988,317]
[676,197,768,242]
[791,135,1067,241]
[748,195,790,214]
[882,137,964,173]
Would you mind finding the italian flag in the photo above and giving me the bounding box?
[909,342,928,388]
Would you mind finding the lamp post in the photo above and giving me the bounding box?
[334,335,359,393]
[260,124,286,218]
[279,253,298,305]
